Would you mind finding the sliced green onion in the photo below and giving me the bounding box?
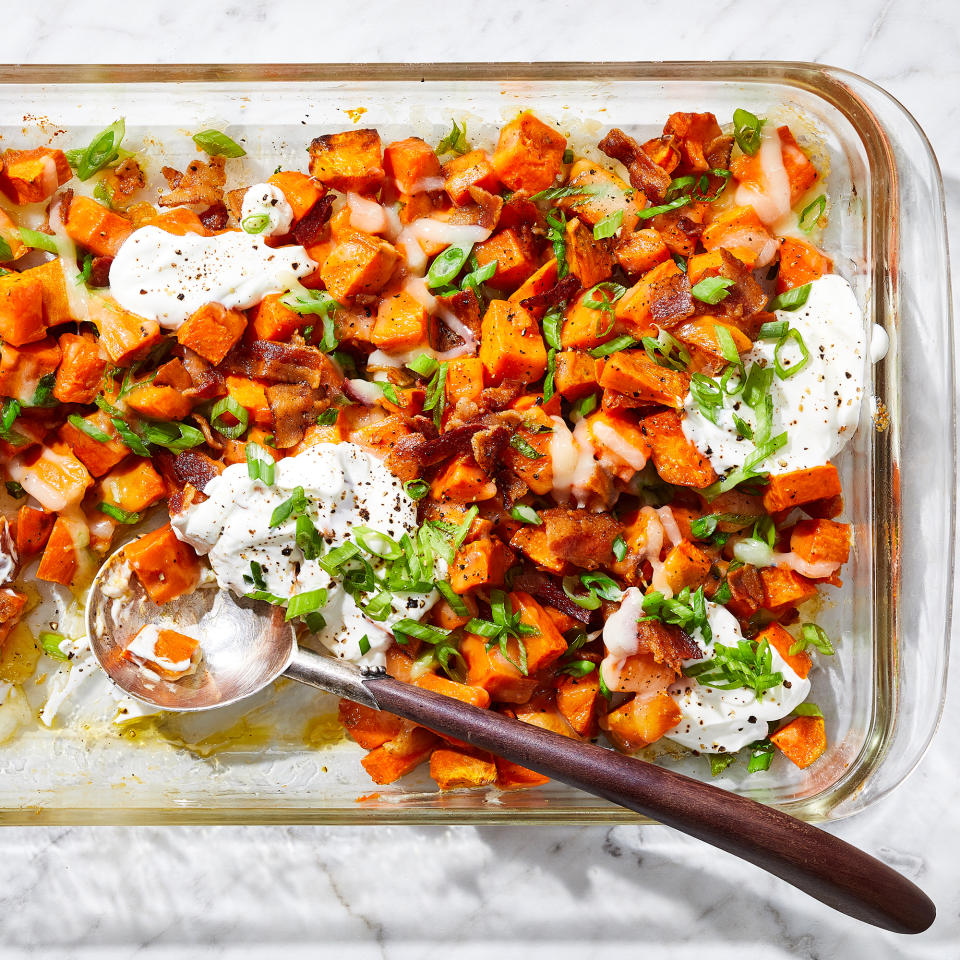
[758,319,788,341]
[317,541,361,575]
[543,348,557,402]
[285,588,328,621]
[427,245,473,289]
[612,534,628,562]
[139,420,205,453]
[510,504,542,526]
[689,373,723,424]
[269,486,308,528]
[241,214,270,234]
[39,632,70,662]
[435,580,468,616]
[109,418,150,457]
[793,702,824,718]
[593,209,623,240]
[747,740,775,773]
[530,183,605,202]
[773,328,810,379]
[354,526,403,561]
[562,574,601,610]
[210,396,249,440]
[461,259,497,292]
[710,754,738,777]
[246,442,275,485]
[98,502,140,524]
[691,276,734,305]
[358,634,372,655]
[589,335,638,358]
[542,307,564,351]
[295,514,324,560]
[393,619,451,646]
[435,119,469,157]
[560,660,597,677]
[192,129,246,158]
[768,283,812,313]
[636,195,691,221]
[19,228,57,254]
[316,408,340,426]
[407,353,439,377]
[572,393,598,419]
[509,434,543,460]
[5,480,25,499]
[68,414,110,444]
[580,571,622,602]
[732,108,763,156]
[798,195,826,232]
[68,118,126,180]
[0,236,12,261]
[403,479,429,500]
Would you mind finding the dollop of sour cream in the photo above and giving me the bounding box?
[681,274,866,477]
[240,182,295,237]
[109,225,316,330]
[171,443,437,668]
[664,602,810,754]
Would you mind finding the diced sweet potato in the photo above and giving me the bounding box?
[554,350,603,400]
[176,302,247,365]
[348,413,410,458]
[268,170,326,221]
[121,626,200,681]
[661,539,713,594]
[14,505,55,558]
[558,159,643,234]
[442,149,501,206]
[371,290,429,352]
[0,587,28,645]
[8,443,91,512]
[491,111,566,193]
[87,298,162,365]
[0,147,71,204]
[662,112,724,173]
[771,715,826,769]
[225,375,271,427]
[338,699,404,750]
[35,516,87,586]
[429,747,498,791]
[509,591,568,674]
[509,525,566,575]
[776,126,819,204]
[789,518,851,566]
[461,632,538,704]
[383,137,442,194]
[58,410,130,478]
[600,349,690,409]
[777,237,833,293]
[27,260,74,327]
[541,506,622,570]
[308,129,384,193]
[124,383,193,421]
[360,724,440,785]
[53,332,107,404]
[502,406,553,495]
[674,317,753,372]
[615,228,670,276]
[414,671,491,709]
[513,691,579,739]
[560,291,617,350]
[700,206,775,269]
[757,622,812,680]
[430,593,479,631]
[640,410,718,488]
[603,690,682,753]
[479,299,547,385]
[760,566,818,612]
[65,195,133,257]
[446,356,484,404]
[450,537,514,594]
[0,336,61,403]
[249,293,302,342]
[0,273,45,346]
[473,228,539,291]
[99,457,166,513]
[495,756,550,789]
[564,217,615,288]
[430,455,497,504]
[615,259,690,335]
[125,523,202,605]
[556,671,601,738]
[762,464,842,513]
[508,258,559,310]
[320,232,399,302]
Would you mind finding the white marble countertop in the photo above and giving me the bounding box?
[1,1,959,957]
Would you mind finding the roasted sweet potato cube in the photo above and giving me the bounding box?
[508,258,559,310]
[479,299,547,385]
[0,336,61,404]
[640,410,718,489]
[225,375,272,427]
[760,566,818,612]
[99,457,166,513]
[495,756,550,789]
[28,260,74,327]
[442,149,501,206]
[249,293,301,342]
[560,291,617,350]
[430,747,497,791]
[308,129,384,193]
[558,159,643,233]
[176,302,247,365]
[338,699,404,750]
[53,332,107,404]
[268,170,326,221]
[615,228,670,276]
[509,525,566,575]
[554,350,603,400]
[429,455,496,505]
[789,518,851,566]
[0,147,71,204]
[414,671,491,709]
[508,591,568,674]
[446,356,484,404]
[603,690,682,753]
[461,633,538,704]
[777,237,833,293]
[771,715,826,769]
[700,206,774,270]
[473,228,538,291]
[556,671,601,738]
[35,516,86,586]
[0,273,45,346]
[58,410,130,478]
[124,383,193,421]
[65,195,133,257]
[450,537,514,594]
[513,691,579,738]
[348,413,410,458]
[491,111,566,193]
[320,233,399,302]
[615,259,690,335]
[762,464,842,513]
[360,724,440,785]
[661,539,713,594]
[600,349,690,409]
[564,217,615,288]
[14,505,55,558]
[371,290,429,352]
[757,622,812,680]
[87,298,162,365]
[125,523,202,605]
[674,317,753,372]
[383,137,442,194]
[662,112,723,173]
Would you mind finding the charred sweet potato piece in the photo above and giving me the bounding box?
[661,539,713,595]
[640,410,718,489]
[360,724,440,785]
[308,129,384,193]
[700,206,776,270]
[554,350,603,400]
[65,196,133,257]
[479,299,547,385]
[0,273,45,347]
[564,217,615,288]
[777,237,833,293]
[58,410,130,478]
[15,505,55,558]
[760,566,818,612]
[789,518,851,566]
[461,632,538,704]
[615,228,670,277]
[491,111,566,193]
[600,349,690,409]
[540,507,621,571]
[338,699,404,750]
[762,464,842,513]
[556,671,601,738]
[442,149,501,206]
[53,332,107,404]
[125,523,202,605]
[474,227,539,291]
[176,302,247,365]
[615,259,693,334]
[603,690,682,752]
[320,232,399,302]
[662,112,727,174]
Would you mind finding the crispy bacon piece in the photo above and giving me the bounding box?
[447,382,524,428]
[498,191,544,233]
[471,424,511,474]
[649,269,695,327]
[153,358,193,392]
[222,340,342,391]
[519,273,581,313]
[173,450,223,493]
[432,288,481,349]
[598,128,672,203]
[159,156,226,207]
[541,508,623,571]
[444,185,503,231]
[266,383,324,449]
[199,202,229,231]
[512,569,595,625]
[178,347,224,400]
[702,249,768,335]
[58,188,74,224]
[635,619,702,674]
[291,194,334,246]
[102,158,146,212]
[189,412,224,452]
[384,432,429,482]
[89,256,113,288]
[723,562,767,620]
[409,422,485,466]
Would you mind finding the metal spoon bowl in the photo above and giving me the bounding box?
[84,544,935,935]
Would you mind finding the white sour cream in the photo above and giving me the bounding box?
[109,225,317,330]
[665,602,810,754]
[171,443,437,668]
[241,182,294,237]
[681,275,866,477]
[124,623,200,678]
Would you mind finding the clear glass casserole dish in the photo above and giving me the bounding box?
[0,62,951,824]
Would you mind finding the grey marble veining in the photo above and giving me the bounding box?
[1,1,959,957]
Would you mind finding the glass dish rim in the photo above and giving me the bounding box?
[0,60,951,825]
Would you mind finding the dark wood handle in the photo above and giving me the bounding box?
[364,675,934,934]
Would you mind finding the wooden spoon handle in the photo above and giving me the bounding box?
[363,674,934,934]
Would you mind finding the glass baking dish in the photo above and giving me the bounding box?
[0,62,951,825]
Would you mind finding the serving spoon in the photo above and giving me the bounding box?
[86,547,934,934]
